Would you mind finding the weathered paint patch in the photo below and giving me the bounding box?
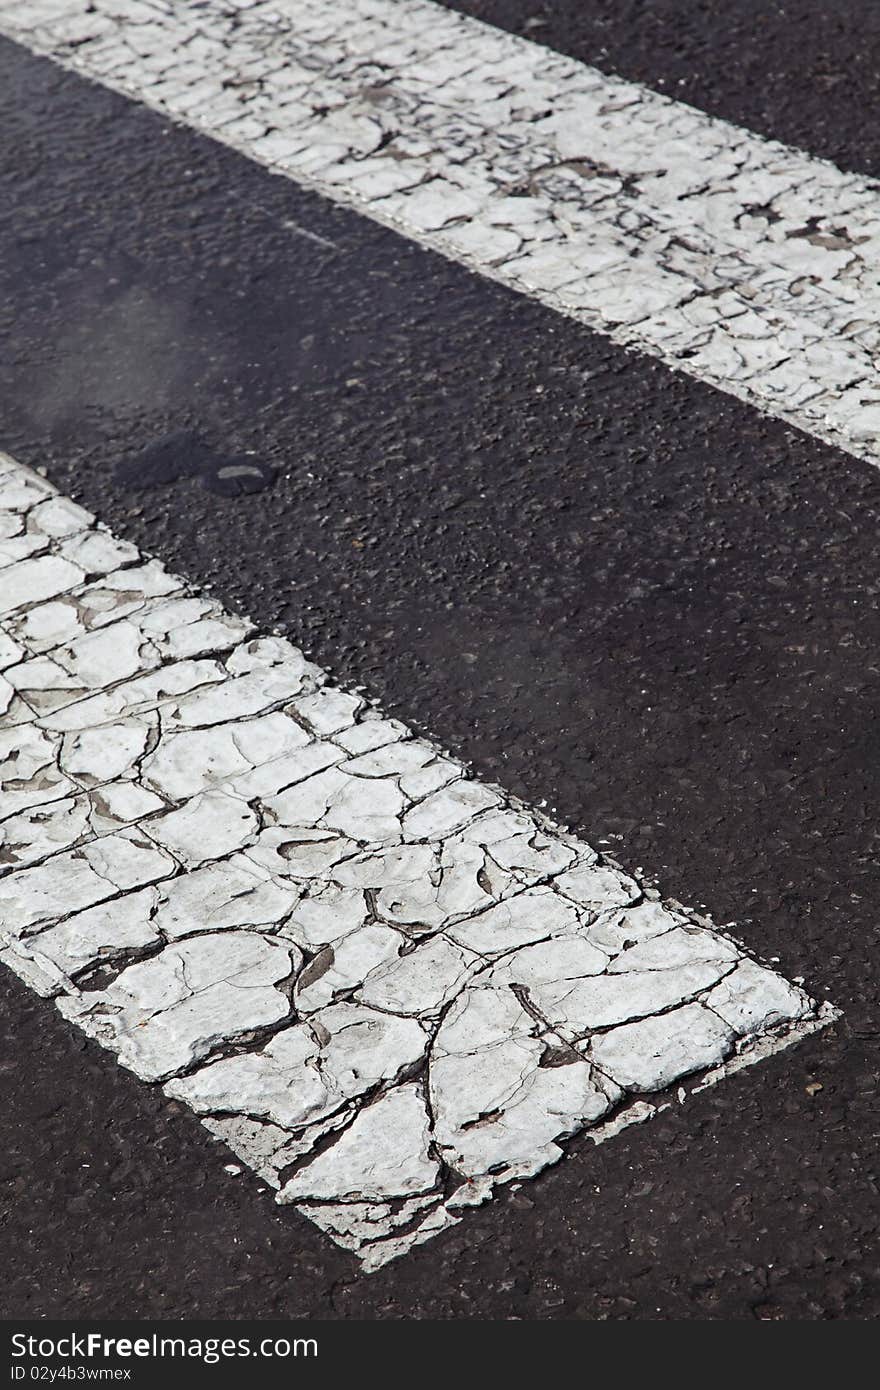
[0,452,835,1267]
[3,0,880,474]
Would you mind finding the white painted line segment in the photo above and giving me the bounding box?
[0,453,834,1267]
[3,0,880,471]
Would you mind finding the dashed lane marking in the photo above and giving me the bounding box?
[0,453,835,1267]
[3,0,880,471]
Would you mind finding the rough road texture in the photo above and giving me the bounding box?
[5,0,880,474]
[1,7,879,1322]
[0,452,829,1267]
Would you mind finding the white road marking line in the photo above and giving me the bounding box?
[3,0,880,472]
[0,452,835,1268]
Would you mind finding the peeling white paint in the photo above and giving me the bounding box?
[0,453,836,1266]
[3,1,880,470]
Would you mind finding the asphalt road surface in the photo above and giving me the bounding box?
[1,0,879,1321]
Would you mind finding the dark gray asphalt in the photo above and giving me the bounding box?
[0,11,878,1320]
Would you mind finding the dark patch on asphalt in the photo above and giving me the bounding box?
[440,0,880,178]
[0,37,878,1319]
[115,429,276,496]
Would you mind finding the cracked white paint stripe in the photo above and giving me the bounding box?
[3,1,880,470]
[0,452,835,1268]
